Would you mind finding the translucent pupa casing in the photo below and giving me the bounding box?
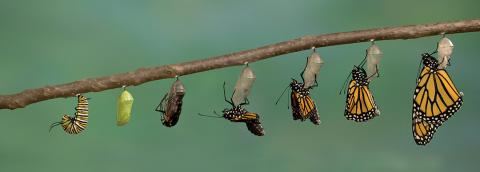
[232,65,256,106]
[366,44,383,78]
[161,79,185,127]
[302,51,324,88]
[437,37,454,69]
[117,90,134,126]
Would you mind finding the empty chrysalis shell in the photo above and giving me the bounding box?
[117,89,134,126]
[302,50,324,88]
[232,64,256,106]
[366,43,383,78]
[437,37,454,69]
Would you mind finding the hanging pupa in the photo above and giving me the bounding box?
[117,86,134,126]
[366,40,383,79]
[437,36,454,69]
[302,47,324,88]
[232,62,256,106]
[155,77,186,127]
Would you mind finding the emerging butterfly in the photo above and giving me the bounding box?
[343,64,380,122]
[412,52,463,145]
[289,79,320,125]
[198,82,265,136]
[155,78,186,127]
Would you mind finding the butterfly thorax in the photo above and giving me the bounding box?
[290,79,309,96]
[352,67,368,86]
[222,106,247,121]
[421,53,439,69]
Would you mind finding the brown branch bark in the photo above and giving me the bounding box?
[1,19,480,110]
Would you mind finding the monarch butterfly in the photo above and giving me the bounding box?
[412,52,463,145]
[198,82,265,136]
[49,94,89,134]
[343,65,380,122]
[413,53,463,124]
[289,79,320,125]
[155,78,185,127]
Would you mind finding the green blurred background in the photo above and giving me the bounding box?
[1,0,479,171]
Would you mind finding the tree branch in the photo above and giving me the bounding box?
[1,19,480,110]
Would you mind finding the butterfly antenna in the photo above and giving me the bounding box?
[155,93,168,112]
[415,56,424,82]
[339,72,352,95]
[49,122,61,132]
[358,50,368,68]
[223,82,234,106]
[275,85,290,105]
[197,111,223,119]
[366,67,379,80]
[287,91,291,109]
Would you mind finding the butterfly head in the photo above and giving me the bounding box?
[421,53,439,69]
[290,78,304,92]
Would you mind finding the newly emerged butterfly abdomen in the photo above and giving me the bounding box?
[302,48,324,89]
[232,64,256,106]
[117,88,134,126]
[309,110,320,125]
[50,94,89,134]
[156,79,186,127]
[246,120,265,136]
[437,37,454,69]
[366,42,383,79]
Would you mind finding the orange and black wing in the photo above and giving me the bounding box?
[290,92,318,121]
[412,113,440,145]
[235,112,259,122]
[413,66,463,124]
[345,80,379,122]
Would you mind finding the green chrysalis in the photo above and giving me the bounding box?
[117,88,134,126]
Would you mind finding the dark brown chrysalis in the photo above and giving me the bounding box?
[155,78,185,127]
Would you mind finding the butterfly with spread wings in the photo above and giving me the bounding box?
[344,66,380,122]
[412,53,463,145]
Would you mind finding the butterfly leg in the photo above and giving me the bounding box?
[312,74,319,88]
[376,65,380,78]
[155,93,168,112]
[239,98,250,106]
[223,82,234,106]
